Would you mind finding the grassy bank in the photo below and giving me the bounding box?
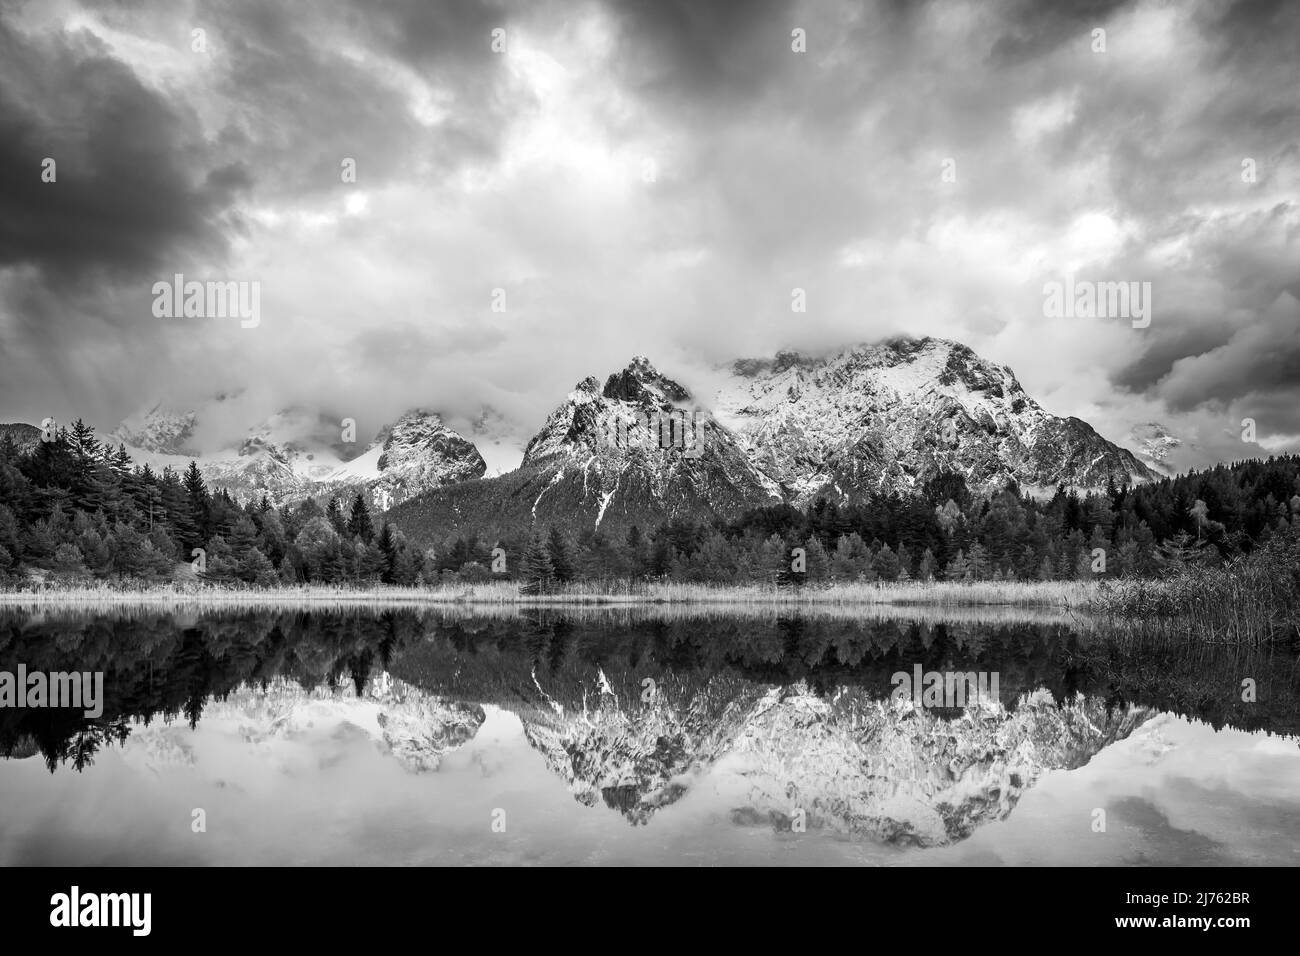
[1088,526,1300,644]
[0,578,1097,610]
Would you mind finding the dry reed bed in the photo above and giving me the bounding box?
[0,578,1097,612]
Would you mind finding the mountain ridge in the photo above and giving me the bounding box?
[389,336,1157,543]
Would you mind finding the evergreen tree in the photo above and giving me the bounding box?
[326,496,348,536]
[871,543,901,581]
[944,549,971,581]
[520,530,555,595]
[348,493,375,543]
[804,536,831,582]
[376,522,399,584]
[547,527,576,583]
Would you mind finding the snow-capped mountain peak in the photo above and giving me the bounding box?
[1129,422,1184,476]
[713,336,1156,501]
[108,399,486,508]
[110,402,200,456]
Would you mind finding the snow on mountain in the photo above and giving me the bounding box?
[370,409,486,502]
[110,402,201,456]
[110,399,485,508]
[388,339,1158,543]
[123,672,486,775]
[712,337,1158,501]
[519,671,1153,841]
[1128,422,1184,476]
[389,357,783,541]
[103,336,1157,537]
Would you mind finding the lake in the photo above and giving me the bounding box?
[1,605,1298,866]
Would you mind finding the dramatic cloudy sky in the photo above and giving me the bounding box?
[0,0,1296,469]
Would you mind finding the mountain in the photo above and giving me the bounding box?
[370,409,488,501]
[713,337,1157,503]
[111,401,202,456]
[110,401,485,507]
[387,357,783,541]
[1129,422,1184,476]
[124,672,485,774]
[390,337,1156,543]
[519,672,1153,842]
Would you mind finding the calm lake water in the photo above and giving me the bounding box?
[1,606,1298,866]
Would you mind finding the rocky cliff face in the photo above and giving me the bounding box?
[517,358,781,527]
[389,358,782,540]
[372,409,487,501]
[713,337,1158,503]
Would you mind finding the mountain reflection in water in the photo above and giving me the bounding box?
[1,607,1297,865]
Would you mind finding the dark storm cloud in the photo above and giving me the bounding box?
[196,0,530,195]
[604,0,796,113]
[1159,291,1300,410]
[0,19,247,281]
[0,0,1296,471]
[1109,203,1300,399]
[989,0,1134,66]
[1110,317,1232,392]
[1197,0,1300,66]
[358,0,513,70]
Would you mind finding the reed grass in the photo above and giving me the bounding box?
[1087,526,1300,645]
[0,577,1097,611]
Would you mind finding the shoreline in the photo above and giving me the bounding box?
[0,579,1099,610]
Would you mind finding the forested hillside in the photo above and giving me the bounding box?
[1,418,1296,589]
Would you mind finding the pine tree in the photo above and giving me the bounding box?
[871,543,901,581]
[182,461,210,540]
[348,492,374,543]
[547,527,576,583]
[376,522,399,584]
[520,530,555,595]
[829,532,868,581]
[944,549,971,581]
[804,536,830,582]
[68,419,100,460]
[326,496,348,536]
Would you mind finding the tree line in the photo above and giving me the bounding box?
[0,422,433,586]
[1,419,1298,590]
[435,456,1300,591]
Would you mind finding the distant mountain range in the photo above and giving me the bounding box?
[104,400,494,508]
[11,336,1162,535]
[388,337,1158,543]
